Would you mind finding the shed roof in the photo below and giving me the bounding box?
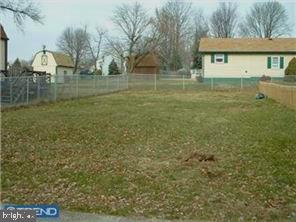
[51,51,74,67]
[135,53,159,67]
[0,24,9,40]
[199,38,296,53]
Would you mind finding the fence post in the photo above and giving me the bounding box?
[10,80,13,104]
[54,75,57,101]
[117,75,120,90]
[106,76,109,91]
[211,77,214,90]
[93,75,96,95]
[76,75,79,98]
[182,74,185,90]
[154,74,157,90]
[241,76,243,89]
[37,77,40,101]
[126,74,129,89]
[26,77,29,104]
[291,86,293,107]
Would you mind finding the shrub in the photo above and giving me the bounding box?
[196,75,203,82]
[108,59,120,75]
[285,57,296,75]
[94,69,102,75]
[260,75,271,82]
[284,75,296,82]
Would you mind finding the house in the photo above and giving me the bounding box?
[32,49,74,83]
[131,53,160,74]
[199,38,296,78]
[0,24,9,74]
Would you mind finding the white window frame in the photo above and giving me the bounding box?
[41,55,48,66]
[214,54,224,64]
[271,56,280,69]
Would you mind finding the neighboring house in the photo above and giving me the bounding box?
[32,49,74,82]
[0,24,9,74]
[131,53,160,74]
[199,38,296,78]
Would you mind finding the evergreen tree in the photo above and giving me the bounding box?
[108,59,120,75]
[191,47,202,70]
[9,58,22,76]
[285,57,296,75]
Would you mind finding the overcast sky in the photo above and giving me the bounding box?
[0,0,295,62]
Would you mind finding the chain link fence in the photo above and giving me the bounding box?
[127,74,271,91]
[1,73,284,108]
[1,74,128,108]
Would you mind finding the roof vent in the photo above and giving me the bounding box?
[42,45,46,54]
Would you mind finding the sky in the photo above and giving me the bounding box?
[0,0,295,62]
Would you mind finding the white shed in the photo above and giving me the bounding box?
[32,50,74,83]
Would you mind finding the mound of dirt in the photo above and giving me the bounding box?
[184,152,216,162]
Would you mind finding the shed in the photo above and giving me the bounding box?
[132,53,160,74]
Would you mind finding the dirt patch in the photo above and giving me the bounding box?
[184,152,216,162]
[181,152,222,178]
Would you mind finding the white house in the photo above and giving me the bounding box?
[32,49,74,82]
[199,38,296,78]
[0,24,9,74]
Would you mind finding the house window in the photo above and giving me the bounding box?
[215,54,224,63]
[64,70,67,75]
[41,55,48,66]
[271,56,279,69]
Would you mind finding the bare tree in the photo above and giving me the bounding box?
[191,9,209,69]
[210,2,238,38]
[193,10,209,42]
[109,1,160,73]
[105,36,126,71]
[86,26,107,70]
[155,0,193,71]
[0,0,43,28]
[239,1,290,38]
[56,27,88,73]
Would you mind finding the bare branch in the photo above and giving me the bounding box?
[86,26,107,70]
[154,0,193,71]
[239,1,290,38]
[0,0,43,29]
[210,2,238,38]
[108,1,159,72]
[56,27,88,73]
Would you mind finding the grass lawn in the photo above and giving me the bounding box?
[1,89,296,221]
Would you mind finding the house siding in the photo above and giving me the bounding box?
[203,54,295,78]
[0,39,6,71]
[32,51,57,75]
[133,66,159,74]
[56,67,74,75]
